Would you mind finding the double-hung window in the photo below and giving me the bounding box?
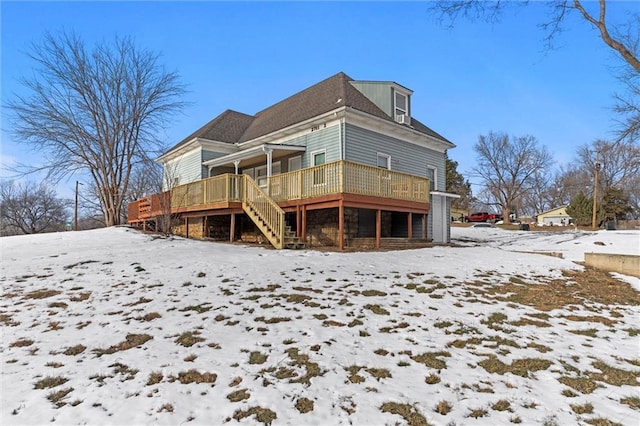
[312,151,326,185]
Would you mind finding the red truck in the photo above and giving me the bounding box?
[466,212,502,223]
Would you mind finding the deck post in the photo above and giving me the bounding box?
[185,217,189,238]
[422,214,427,239]
[407,212,413,239]
[301,205,307,242]
[230,213,236,242]
[338,200,344,251]
[204,216,209,238]
[376,209,381,249]
[296,204,301,237]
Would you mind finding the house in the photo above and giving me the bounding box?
[128,72,458,249]
[536,206,572,226]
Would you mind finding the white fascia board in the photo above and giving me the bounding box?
[430,191,461,199]
[237,107,347,149]
[203,144,306,168]
[156,138,238,163]
[345,108,455,152]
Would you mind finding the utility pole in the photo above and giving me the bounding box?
[74,181,83,231]
[591,160,601,230]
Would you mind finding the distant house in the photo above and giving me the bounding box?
[128,72,458,249]
[536,206,572,226]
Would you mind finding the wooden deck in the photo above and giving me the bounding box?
[127,160,432,249]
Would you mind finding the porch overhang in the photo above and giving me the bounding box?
[202,143,306,169]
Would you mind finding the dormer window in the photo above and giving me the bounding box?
[394,91,410,124]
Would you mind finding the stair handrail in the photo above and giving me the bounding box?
[241,175,285,249]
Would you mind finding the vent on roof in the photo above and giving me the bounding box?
[396,114,410,125]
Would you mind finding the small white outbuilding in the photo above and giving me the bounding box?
[536,206,572,226]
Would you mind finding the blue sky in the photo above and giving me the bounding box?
[1,1,635,198]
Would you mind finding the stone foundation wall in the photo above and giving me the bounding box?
[172,217,204,239]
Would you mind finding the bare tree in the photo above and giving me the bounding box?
[0,180,69,235]
[7,31,186,226]
[473,132,554,223]
[431,1,639,141]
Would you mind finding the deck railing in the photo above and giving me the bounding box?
[130,160,430,222]
[171,174,243,210]
[268,160,429,203]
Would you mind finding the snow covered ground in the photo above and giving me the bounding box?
[1,226,638,426]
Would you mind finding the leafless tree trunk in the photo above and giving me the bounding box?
[473,132,553,223]
[0,180,69,235]
[7,31,186,226]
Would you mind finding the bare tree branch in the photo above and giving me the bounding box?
[6,31,187,226]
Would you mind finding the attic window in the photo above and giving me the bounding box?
[394,92,408,119]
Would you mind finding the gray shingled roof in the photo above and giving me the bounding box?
[164,72,451,155]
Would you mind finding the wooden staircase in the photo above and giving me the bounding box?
[242,175,305,250]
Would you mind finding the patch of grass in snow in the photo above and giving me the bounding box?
[478,355,552,377]
[282,347,324,385]
[45,361,64,368]
[10,338,34,347]
[34,375,68,389]
[410,351,451,369]
[366,367,392,380]
[63,260,98,270]
[136,312,161,321]
[184,353,197,362]
[157,403,174,413]
[558,376,600,394]
[570,402,594,414]
[69,292,91,302]
[510,317,551,328]
[527,342,553,353]
[254,316,291,324]
[361,289,387,296]
[589,360,640,386]
[229,376,242,387]
[249,351,268,364]
[295,397,314,413]
[180,304,212,313]
[63,344,86,356]
[93,333,153,356]
[174,331,205,347]
[171,369,217,385]
[232,407,277,425]
[380,402,429,426]
[109,362,138,380]
[467,407,489,418]
[23,289,61,299]
[584,418,623,426]
[364,304,390,315]
[248,284,281,292]
[624,328,640,337]
[47,387,74,407]
[568,328,598,337]
[562,314,616,326]
[147,371,163,385]
[48,302,68,309]
[485,267,640,310]
[492,399,511,411]
[425,373,441,384]
[123,297,152,307]
[0,312,20,326]
[434,400,451,415]
[227,388,250,402]
[621,395,640,410]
